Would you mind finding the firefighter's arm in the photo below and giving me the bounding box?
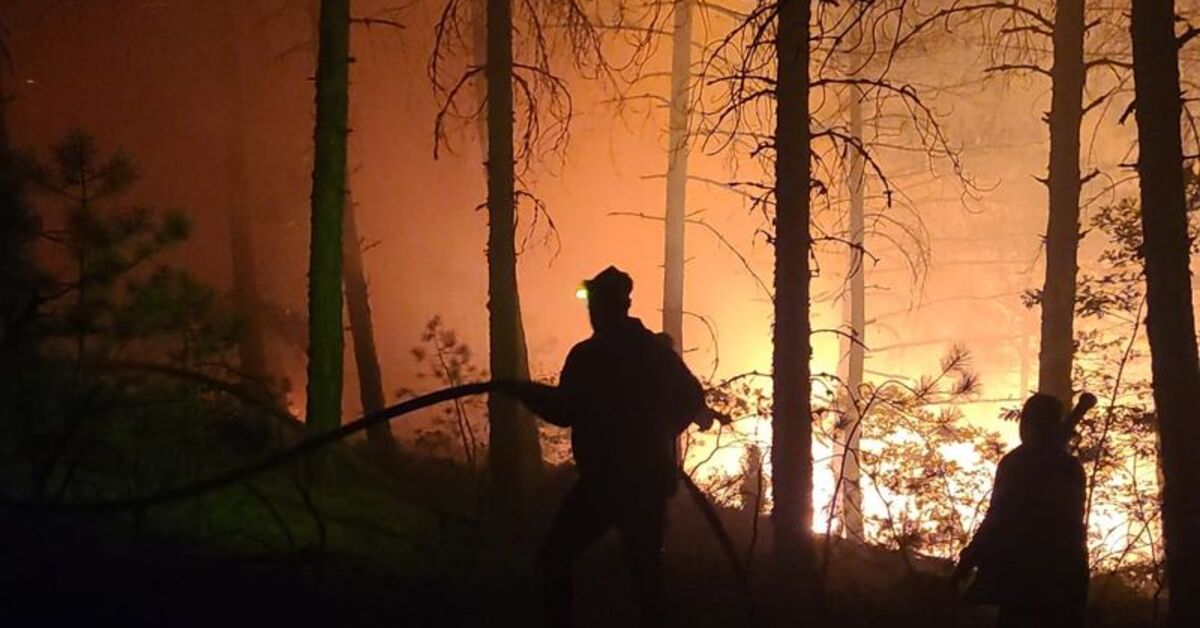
[501,381,572,427]
[657,334,730,433]
[496,346,585,428]
[958,455,1016,572]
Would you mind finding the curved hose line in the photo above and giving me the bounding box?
[680,473,758,626]
[1,380,757,622]
[0,382,493,513]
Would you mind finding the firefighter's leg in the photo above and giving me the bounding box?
[618,493,669,628]
[539,482,611,628]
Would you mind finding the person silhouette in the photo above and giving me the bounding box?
[502,266,720,628]
[955,393,1090,628]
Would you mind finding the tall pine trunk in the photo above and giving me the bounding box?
[486,0,542,512]
[772,0,816,591]
[835,81,866,542]
[343,195,395,456]
[1130,2,1200,624]
[219,1,274,392]
[305,0,351,434]
[1036,0,1085,403]
[662,0,692,352]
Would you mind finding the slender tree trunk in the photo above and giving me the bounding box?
[1036,0,1085,404]
[0,79,8,150]
[1130,3,1200,624]
[343,195,396,457]
[304,0,351,434]
[662,0,692,352]
[835,82,866,543]
[0,77,29,349]
[219,1,274,392]
[772,0,817,603]
[486,0,542,512]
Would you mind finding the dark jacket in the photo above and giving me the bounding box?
[533,317,705,495]
[961,443,1089,607]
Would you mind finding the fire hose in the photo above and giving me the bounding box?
[0,381,756,624]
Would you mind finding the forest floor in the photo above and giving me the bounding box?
[0,444,1161,628]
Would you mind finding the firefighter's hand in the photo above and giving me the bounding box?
[492,379,527,399]
[493,380,548,404]
[495,381,569,426]
[1077,392,1098,413]
[693,407,733,432]
[492,379,540,408]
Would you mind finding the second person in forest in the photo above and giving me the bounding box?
[955,392,1096,628]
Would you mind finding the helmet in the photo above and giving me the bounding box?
[1019,393,1064,446]
[582,266,633,305]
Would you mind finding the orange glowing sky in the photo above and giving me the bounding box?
[6,0,1153,428]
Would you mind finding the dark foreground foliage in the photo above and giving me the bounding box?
[0,449,1161,628]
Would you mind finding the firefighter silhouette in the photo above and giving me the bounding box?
[955,393,1090,628]
[503,266,721,628]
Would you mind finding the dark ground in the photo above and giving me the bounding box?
[0,452,1160,628]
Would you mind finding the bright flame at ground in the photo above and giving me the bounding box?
[681,382,1161,566]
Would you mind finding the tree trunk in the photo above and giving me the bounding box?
[835,81,866,543]
[0,77,32,350]
[772,0,817,597]
[662,0,692,353]
[343,195,396,457]
[1036,0,1085,404]
[304,0,351,434]
[486,0,542,513]
[0,78,8,150]
[1130,2,1200,624]
[219,0,274,393]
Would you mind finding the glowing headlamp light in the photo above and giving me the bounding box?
[575,285,589,301]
